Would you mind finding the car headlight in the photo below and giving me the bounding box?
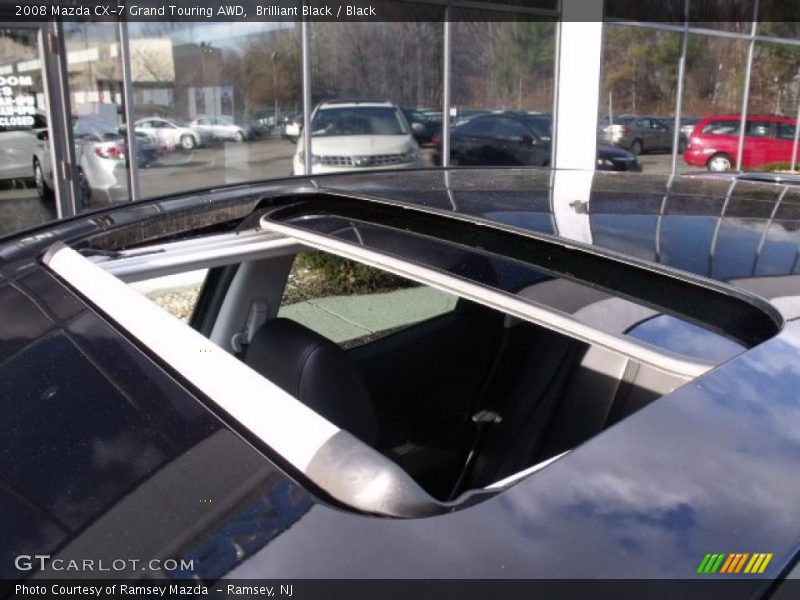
[404,144,421,162]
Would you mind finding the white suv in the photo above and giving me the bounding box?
[292,100,423,175]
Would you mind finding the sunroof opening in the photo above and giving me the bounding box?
[107,238,754,506]
[46,194,782,517]
[240,250,737,500]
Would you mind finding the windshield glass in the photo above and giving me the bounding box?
[311,106,409,137]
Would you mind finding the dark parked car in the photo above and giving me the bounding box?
[440,112,640,171]
[3,168,800,594]
[679,116,701,151]
[402,108,441,146]
[599,114,674,154]
[446,112,551,166]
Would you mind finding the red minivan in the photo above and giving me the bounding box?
[684,114,799,172]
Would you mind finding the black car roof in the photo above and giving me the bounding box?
[3,169,800,586]
[5,168,800,293]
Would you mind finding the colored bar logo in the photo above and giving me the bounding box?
[697,553,773,574]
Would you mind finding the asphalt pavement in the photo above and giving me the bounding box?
[139,136,297,198]
[638,152,706,176]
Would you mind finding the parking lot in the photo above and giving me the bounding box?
[139,136,297,198]
[0,138,709,238]
[137,140,707,197]
[138,139,706,197]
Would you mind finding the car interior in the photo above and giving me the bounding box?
[224,252,688,501]
[112,241,730,506]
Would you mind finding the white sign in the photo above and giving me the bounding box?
[0,74,37,127]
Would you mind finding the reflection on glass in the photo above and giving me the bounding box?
[604,0,684,21]
[311,106,409,137]
[294,100,423,175]
[681,35,748,173]
[128,22,302,198]
[0,28,54,236]
[63,23,129,210]
[599,25,681,175]
[449,20,555,167]
[742,42,800,173]
[757,22,800,39]
[306,22,442,175]
[627,314,745,363]
[689,0,756,29]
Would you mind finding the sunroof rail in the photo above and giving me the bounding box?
[262,194,782,348]
[258,215,713,380]
[93,230,300,282]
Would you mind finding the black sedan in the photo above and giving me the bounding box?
[2,168,800,597]
[440,112,640,171]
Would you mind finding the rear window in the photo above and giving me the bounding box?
[522,116,552,141]
[459,117,496,136]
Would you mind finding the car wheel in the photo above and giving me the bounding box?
[34,159,52,201]
[180,134,196,150]
[678,138,688,153]
[708,153,733,173]
[234,131,245,143]
[630,139,644,155]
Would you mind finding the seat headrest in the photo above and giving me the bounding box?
[245,318,379,446]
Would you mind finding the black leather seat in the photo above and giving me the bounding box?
[245,318,380,446]
[465,323,586,489]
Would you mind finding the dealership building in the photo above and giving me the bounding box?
[0,1,798,237]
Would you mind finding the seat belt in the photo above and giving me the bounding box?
[446,315,516,499]
[490,341,585,484]
[231,299,269,358]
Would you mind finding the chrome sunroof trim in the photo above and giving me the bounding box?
[44,243,339,480]
[92,230,300,282]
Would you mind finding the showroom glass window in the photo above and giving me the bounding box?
[62,22,130,209]
[450,15,556,168]
[0,28,51,237]
[309,7,444,176]
[126,21,302,198]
